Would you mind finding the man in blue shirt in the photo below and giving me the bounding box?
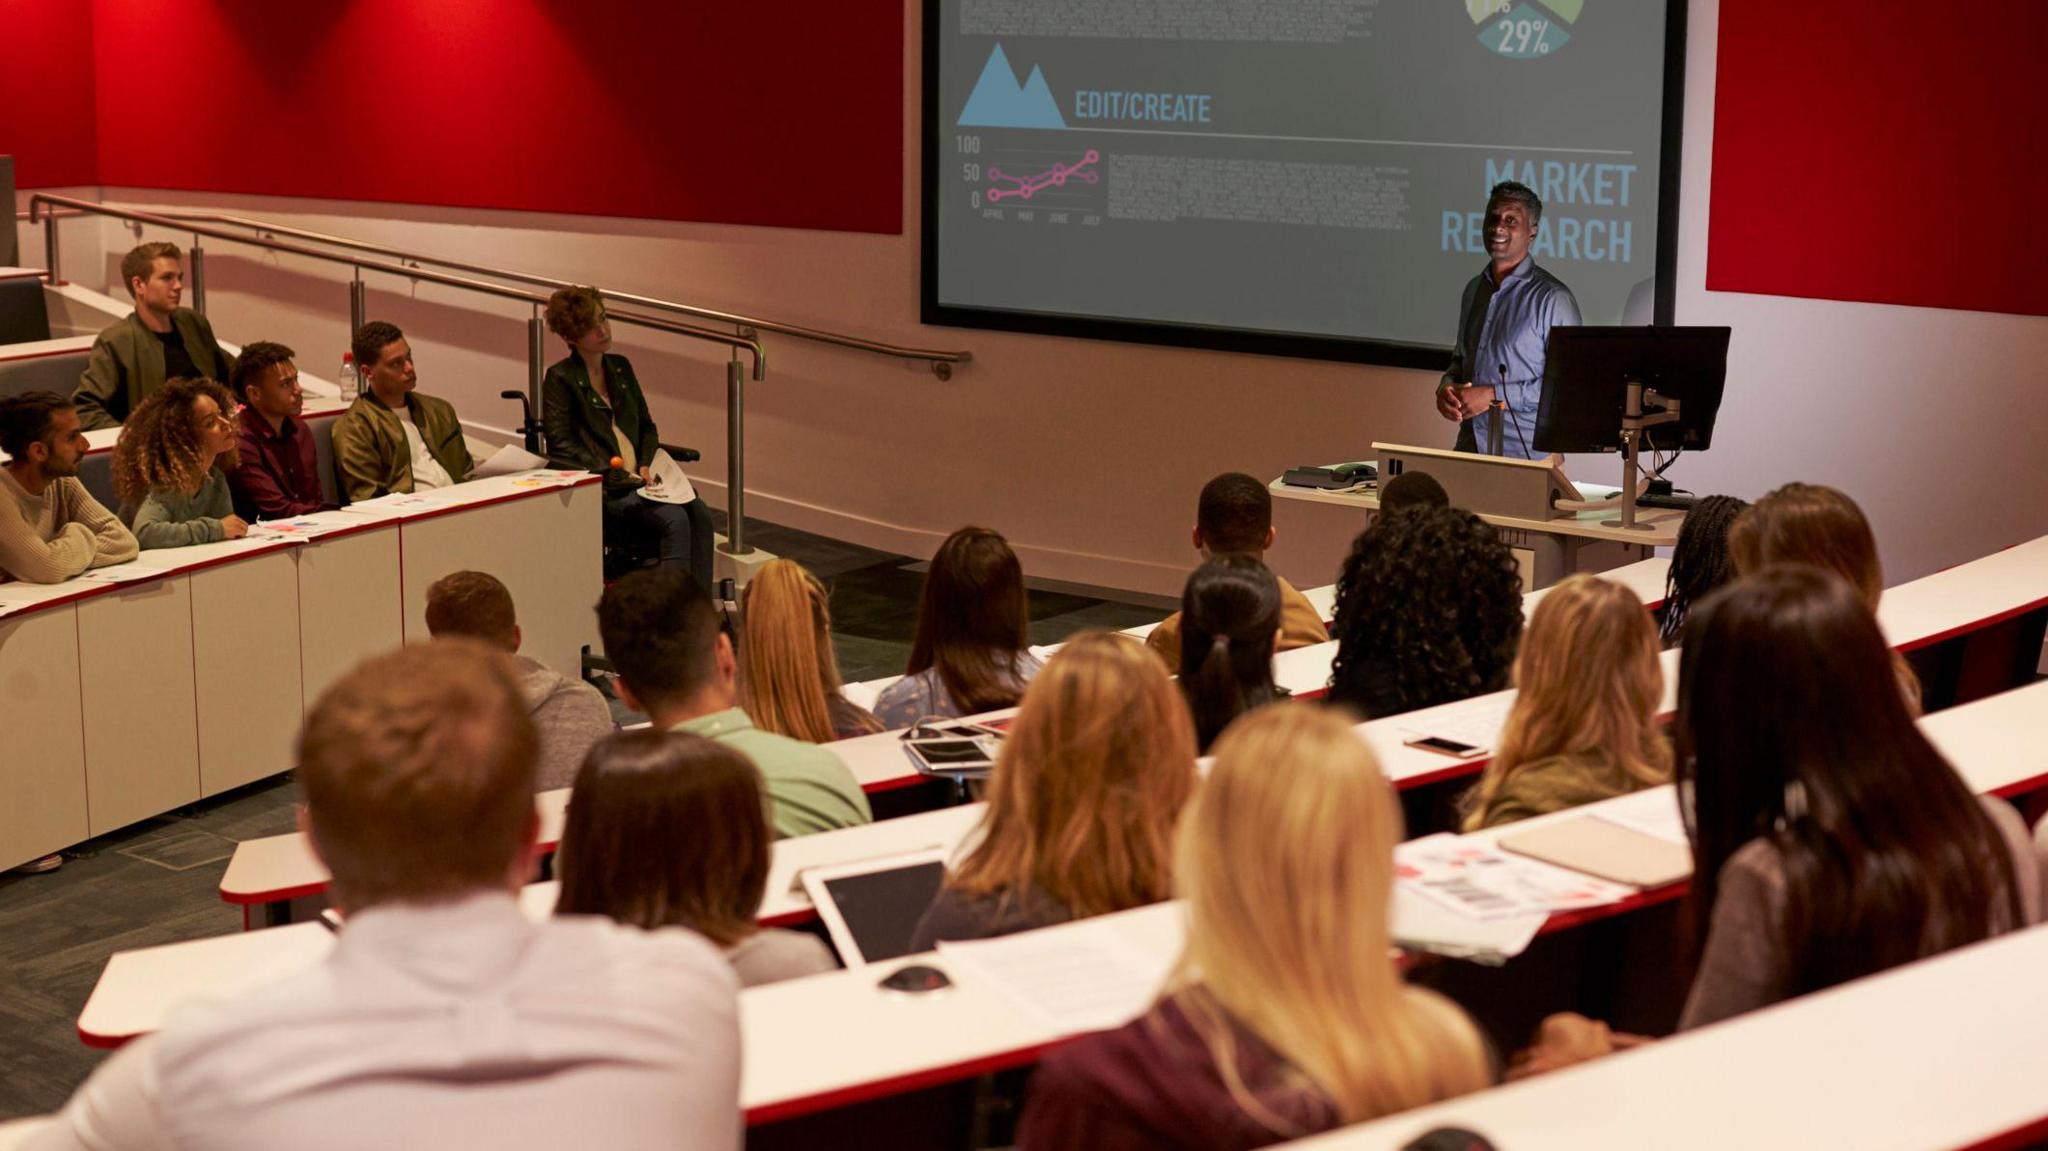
[1434,181,1581,460]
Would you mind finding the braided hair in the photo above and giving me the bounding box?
[1658,494,1747,646]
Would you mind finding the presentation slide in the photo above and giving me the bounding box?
[926,0,1676,362]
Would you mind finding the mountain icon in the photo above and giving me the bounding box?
[958,43,1067,130]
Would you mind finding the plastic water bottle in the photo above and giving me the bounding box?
[339,352,360,397]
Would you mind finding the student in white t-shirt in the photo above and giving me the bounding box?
[329,320,474,502]
[28,641,741,1151]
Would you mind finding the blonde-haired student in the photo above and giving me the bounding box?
[1019,703,1491,1150]
[907,632,1197,949]
[736,558,881,742]
[1461,573,1671,831]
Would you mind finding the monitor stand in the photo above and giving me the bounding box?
[1602,382,1680,531]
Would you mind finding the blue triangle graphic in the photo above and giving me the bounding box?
[958,43,1067,130]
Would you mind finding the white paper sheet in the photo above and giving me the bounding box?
[937,928,1176,1033]
[1396,833,1634,922]
[471,443,552,480]
[1390,886,1546,964]
[1586,786,1690,847]
[1397,695,1517,755]
[635,448,698,505]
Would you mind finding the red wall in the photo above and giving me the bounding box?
[1,0,100,188]
[1708,0,2045,317]
[65,0,901,233]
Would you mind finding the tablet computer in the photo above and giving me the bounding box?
[800,847,952,967]
[1497,816,1694,889]
[902,724,1004,780]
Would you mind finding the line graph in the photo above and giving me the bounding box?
[985,149,1100,203]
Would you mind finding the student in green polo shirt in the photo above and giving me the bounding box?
[595,567,871,838]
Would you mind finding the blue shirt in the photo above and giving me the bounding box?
[1444,257,1581,460]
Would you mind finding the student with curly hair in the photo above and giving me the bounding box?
[1460,574,1670,830]
[540,286,715,588]
[1657,493,1746,647]
[1326,504,1522,719]
[112,376,249,549]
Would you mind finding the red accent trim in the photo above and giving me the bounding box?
[221,879,331,907]
[77,1025,132,1051]
[0,343,93,364]
[744,1042,1064,1127]
[0,270,47,282]
[758,908,818,929]
[1895,598,2048,652]
[1960,1114,2048,1151]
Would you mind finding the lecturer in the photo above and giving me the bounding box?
[1434,180,1581,459]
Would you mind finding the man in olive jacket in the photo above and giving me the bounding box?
[330,321,473,503]
[73,242,237,430]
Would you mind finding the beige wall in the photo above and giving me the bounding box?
[16,0,2048,596]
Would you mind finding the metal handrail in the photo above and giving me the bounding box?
[30,191,774,553]
[146,209,973,380]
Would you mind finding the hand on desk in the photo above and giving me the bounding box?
[1505,1012,1652,1081]
[221,515,249,540]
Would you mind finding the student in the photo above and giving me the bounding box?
[330,321,473,502]
[1460,574,1670,831]
[909,632,1196,949]
[72,241,236,430]
[736,558,881,742]
[1375,469,1449,516]
[1657,493,1745,647]
[1729,482,1920,710]
[1176,554,1286,753]
[1326,504,1522,719]
[874,526,1041,729]
[597,566,871,837]
[112,377,250,549]
[424,570,613,791]
[0,391,137,585]
[1146,472,1328,669]
[1017,703,1491,1150]
[30,642,741,1150]
[227,340,327,520]
[555,729,837,987]
[541,286,716,587]
[1674,566,2038,1028]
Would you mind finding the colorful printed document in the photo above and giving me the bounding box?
[1396,833,1633,922]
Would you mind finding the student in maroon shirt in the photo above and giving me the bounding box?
[1018,703,1492,1151]
[227,341,327,521]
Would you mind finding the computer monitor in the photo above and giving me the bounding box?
[1532,326,1731,455]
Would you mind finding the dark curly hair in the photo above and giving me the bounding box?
[1326,505,1522,718]
[543,285,606,343]
[112,377,239,505]
[1658,494,1746,646]
[230,340,297,405]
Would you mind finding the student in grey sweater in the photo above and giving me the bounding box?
[110,377,250,549]
[554,730,838,988]
[423,571,613,791]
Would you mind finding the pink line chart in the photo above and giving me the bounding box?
[985,149,1100,202]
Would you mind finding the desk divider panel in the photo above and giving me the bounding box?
[398,484,604,682]
[192,551,304,797]
[0,607,89,869]
[77,578,201,836]
[295,527,403,711]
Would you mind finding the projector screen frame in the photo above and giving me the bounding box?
[919,0,1691,370]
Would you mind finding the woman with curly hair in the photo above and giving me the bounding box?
[1326,504,1522,719]
[112,376,248,549]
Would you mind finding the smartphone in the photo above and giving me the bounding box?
[1403,734,1488,758]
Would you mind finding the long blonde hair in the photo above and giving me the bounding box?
[1175,703,1490,1131]
[736,559,875,743]
[1462,574,1671,830]
[944,631,1196,917]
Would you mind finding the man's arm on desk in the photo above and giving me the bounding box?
[25,1038,174,1151]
